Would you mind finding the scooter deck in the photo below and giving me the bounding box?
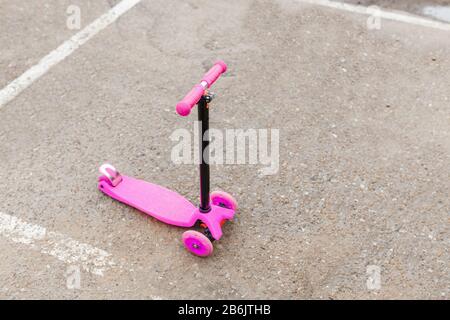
[99,175,198,227]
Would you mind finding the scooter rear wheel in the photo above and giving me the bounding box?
[98,164,122,187]
[182,230,213,257]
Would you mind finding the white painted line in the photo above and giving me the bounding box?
[0,212,115,276]
[0,0,142,109]
[296,0,450,31]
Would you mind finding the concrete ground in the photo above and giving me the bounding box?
[0,0,448,299]
[343,0,450,17]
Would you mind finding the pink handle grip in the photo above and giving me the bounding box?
[176,60,227,116]
[201,60,227,87]
[176,85,205,116]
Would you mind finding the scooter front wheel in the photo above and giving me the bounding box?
[182,230,213,257]
[210,191,238,211]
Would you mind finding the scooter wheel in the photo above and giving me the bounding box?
[210,191,238,211]
[182,230,213,257]
[98,163,122,187]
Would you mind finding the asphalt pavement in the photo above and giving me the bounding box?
[0,0,448,299]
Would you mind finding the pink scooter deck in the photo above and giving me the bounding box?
[99,175,197,226]
[98,173,235,240]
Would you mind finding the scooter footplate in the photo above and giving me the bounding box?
[99,175,197,227]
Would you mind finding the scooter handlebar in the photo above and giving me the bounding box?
[176,60,227,116]
[201,60,227,87]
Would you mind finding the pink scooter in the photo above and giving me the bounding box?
[98,61,237,257]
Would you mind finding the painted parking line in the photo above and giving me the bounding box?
[297,0,450,31]
[0,212,115,276]
[0,0,142,110]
